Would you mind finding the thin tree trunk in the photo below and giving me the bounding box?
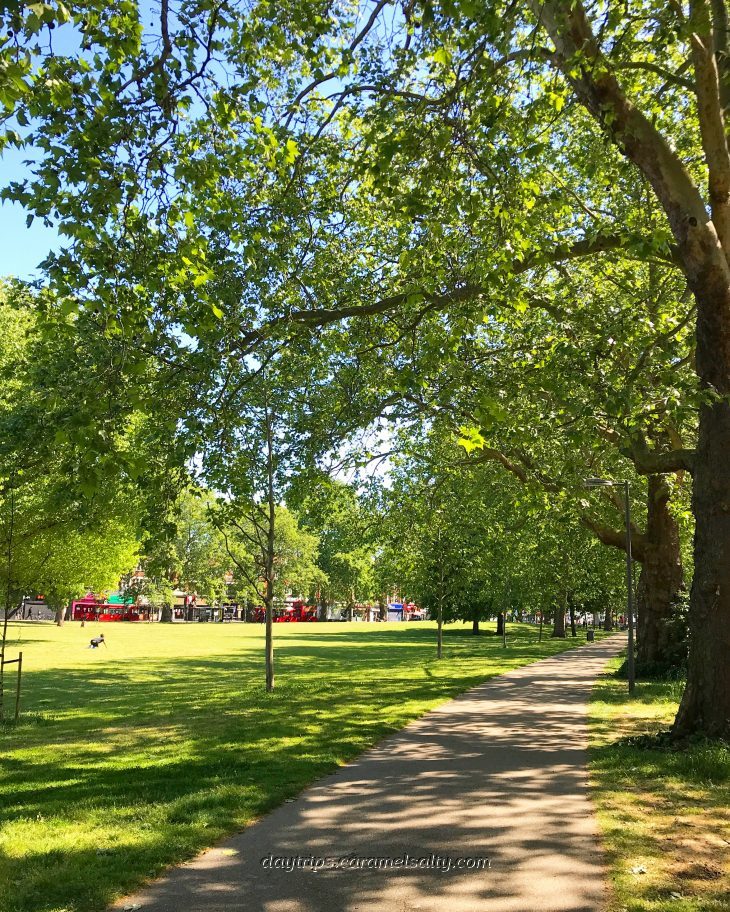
[569,595,577,637]
[1,471,16,721]
[437,603,443,657]
[264,398,276,694]
[264,576,274,691]
[0,603,8,724]
[437,545,444,659]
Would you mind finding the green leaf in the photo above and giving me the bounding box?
[432,47,451,67]
[456,425,485,454]
[285,138,299,163]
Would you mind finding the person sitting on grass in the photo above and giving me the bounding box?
[88,634,106,649]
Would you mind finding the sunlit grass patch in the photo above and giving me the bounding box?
[1,619,594,912]
[589,658,730,912]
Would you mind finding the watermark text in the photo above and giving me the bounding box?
[260,853,491,873]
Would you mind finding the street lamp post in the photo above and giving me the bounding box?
[437,522,444,660]
[585,477,636,694]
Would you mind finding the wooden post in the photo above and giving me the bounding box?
[0,652,22,723]
[14,652,22,722]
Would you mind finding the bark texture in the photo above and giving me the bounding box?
[674,391,730,737]
[636,477,686,668]
[552,608,566,638]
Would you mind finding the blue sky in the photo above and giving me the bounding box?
[1,4,132,282]
[1,9,87,282]
[1,145,60,281]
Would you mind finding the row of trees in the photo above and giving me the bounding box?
[1,1,726,735]
[0,279,623,704]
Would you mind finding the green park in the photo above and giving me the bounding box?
[0,2,729,911]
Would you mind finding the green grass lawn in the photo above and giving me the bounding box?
[589,660,730,912]
[1,619,596,912]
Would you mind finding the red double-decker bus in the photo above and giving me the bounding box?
[72,595,149,622]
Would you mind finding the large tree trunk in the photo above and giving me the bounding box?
[471,618,480,635]
[603,606,613,631]
[675,389,730,738]
[635,476,685,668]
[587,478,684,663]
[378,596,387,621]
[668,236,730,736]
[495,612,504,636]
[551,606,566,638]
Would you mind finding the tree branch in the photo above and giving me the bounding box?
[118,0,173,93]
[629,432,696,474]
[454,448,529,483]
[711,0,730,115]
[690,0,730,255]
[530,0,724,284]
[220,529,264,601]
[234,231,677,352]
[580,513,647,562]
[458,444,649,561]
[284,0,391,128]
[614,59,694,91]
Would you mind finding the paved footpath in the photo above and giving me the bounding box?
[115,634,626,912]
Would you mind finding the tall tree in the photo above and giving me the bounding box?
[210,375,279,691]
[5,3,728,734]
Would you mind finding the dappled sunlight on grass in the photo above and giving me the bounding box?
[589,658,730,912]
[0,620,596,912]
